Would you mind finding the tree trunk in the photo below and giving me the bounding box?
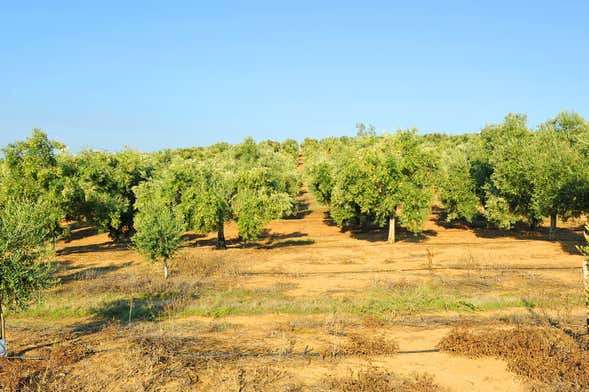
[388,215,396,243]
[128,297,134,324]
[584,257,589,333]
[0,303,6,357]
[163,261,169,279]
[549,213,557,241]
[217,218,227,250]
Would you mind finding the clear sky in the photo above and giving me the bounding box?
[1,1,588,151]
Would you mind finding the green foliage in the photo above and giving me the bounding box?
[3,110,589,252]
[64,149,154,241]
[306,158,335,204]
[438,149,480,222]
[356,123,377,137]
[132,197,184,263]
[0,198,55,310]
[307,130,436,235]
[540,110,589,150]
[480,114,537,227]
[531,115,589,222]
[131,137,299,247]
[305,111,589,236]
[0,130,67,239]
[233,189,292,242]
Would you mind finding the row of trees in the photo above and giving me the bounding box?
[0,132,300,355]
[0,131,301,246]
[304,111,589,242]
[304,129,437,242]
[132,137,300,276]
[1,111,588,354]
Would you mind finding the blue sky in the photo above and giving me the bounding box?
[1,1,588,151]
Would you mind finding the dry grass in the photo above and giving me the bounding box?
[174,252,243,280]
[0,339,93,392]
[343,333,399,356]
[438,326,589,391]
[198,363,302,392]
[322,333,399,358]
[324,367,444,392]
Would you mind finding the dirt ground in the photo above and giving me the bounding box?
[2,186,587,391]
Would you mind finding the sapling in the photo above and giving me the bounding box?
[0,198,55,357]
[132,198,184,279]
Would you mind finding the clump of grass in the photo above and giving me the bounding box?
[322,333,399,358]
[344,333,399,356]
[362,315,386,328]
[324,367,444,392]
[324,313,348,336]
[438,327,589,391]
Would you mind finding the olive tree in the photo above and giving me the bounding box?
[231,165,293,244]
[529,127,589,240]
[437,148,480,223]
[65,149,154,241]
[1,129,67,240]
[540,110,589,150]
[233,188,292,244]
[132,190,185,279]
[0,198,55,357]
[329,130,436,243]
[479,114,537,229]
[179,162,234,249]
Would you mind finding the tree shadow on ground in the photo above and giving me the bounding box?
[189,237,242,249]
[259,239,315,249]
[63,226,99,242]
[71,292,197,336]
[253,230,314,249]
[57,240,129,256]
[56,262,133,283]
[321,210,438,243]
[283,196,312,220]
[322,211,338,227]
[350,227,438,243]
[94,296,164,324]
[182,232,206,241]
[434,211,585,255]
[191,230,315,250]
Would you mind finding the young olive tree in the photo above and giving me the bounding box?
[132,188,185,279]
[0,198,55,357]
